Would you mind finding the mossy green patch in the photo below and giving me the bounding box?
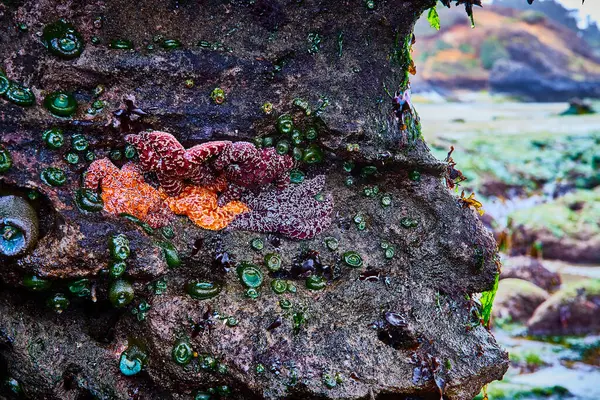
[430,132,600,195]
[509,189,600,238]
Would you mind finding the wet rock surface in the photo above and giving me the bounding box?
[493,278,549,324]
[0,1,507,399]
[500,256,561,293]
[528,279,600,337]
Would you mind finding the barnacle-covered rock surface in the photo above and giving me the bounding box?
[0,0,508,399]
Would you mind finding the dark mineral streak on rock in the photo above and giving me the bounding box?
[0,0,507,399]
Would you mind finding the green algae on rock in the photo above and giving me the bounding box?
[47,293,70,313]
[109,280,135,308]
[42,128,64,149]
[172,340,194,365]
[186,281,222,300]
[75,188,104,212]
[0,146,12,173]
[4,82,35,106]
[0,195,39,257]
[42,20,84,59]
[237,263,263,288]
[44,92,77,117]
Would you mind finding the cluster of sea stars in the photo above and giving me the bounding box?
[124,131,294,204]
[229,175,334,240]
[87,132,333,239]
[84,158,173,228]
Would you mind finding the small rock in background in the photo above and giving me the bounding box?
[528,279,600,336]
[493,278,549,324]
[500,256,561,293]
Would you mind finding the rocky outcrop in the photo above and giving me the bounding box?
[412,6,600,101]
[489,59,600,102]
[528,280,600,336]
[0,0,508,399]
[493,278,549,323]
[500,256,561,293]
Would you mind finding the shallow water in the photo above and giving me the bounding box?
[416,99,600,138]
[493,329,600,400]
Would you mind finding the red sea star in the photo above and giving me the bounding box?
[160,185,249,231]
[124,131,231,196]
[84,158,172,228]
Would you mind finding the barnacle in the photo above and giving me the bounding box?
[84,158,172,228]
[161,185,248,231]
[0,195,39,257]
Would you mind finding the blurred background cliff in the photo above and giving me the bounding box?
[413,1,600,399]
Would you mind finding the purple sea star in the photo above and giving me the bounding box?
[124,131,231,196]
[229,175,334,240]
[213,142,294,205]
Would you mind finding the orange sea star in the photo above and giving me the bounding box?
[84,158,173,228]
[161,185,249,231]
